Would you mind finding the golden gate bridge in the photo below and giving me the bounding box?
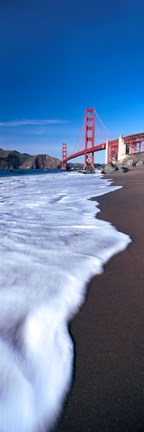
[62,108,144,169]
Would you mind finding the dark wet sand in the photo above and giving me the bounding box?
[54,167,144,432]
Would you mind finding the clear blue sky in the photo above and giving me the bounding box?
[0,0,144,163]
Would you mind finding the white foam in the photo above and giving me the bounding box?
[0,171,131,431]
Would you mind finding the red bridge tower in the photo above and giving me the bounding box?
[84,108,95,168]
[62,143,67,170]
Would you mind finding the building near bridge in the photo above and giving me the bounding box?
[106,133,144,164]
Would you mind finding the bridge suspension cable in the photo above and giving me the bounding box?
[71,116,85,154]
[94,123,108,144]
[94,109,115,140]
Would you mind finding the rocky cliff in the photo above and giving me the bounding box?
[0,148,61,170]
[117,152,144,168]
[100,152,144,174]
[31,154,61,169]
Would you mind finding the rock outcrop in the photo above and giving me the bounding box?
[101,162,118,174]
[101,153,144,174]
[118,152,144,168]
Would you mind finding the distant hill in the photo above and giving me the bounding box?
[66,162,102,171]
[0,149,61,170]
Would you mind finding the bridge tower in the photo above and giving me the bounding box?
[62,143,67,170]
[84,108,95,168]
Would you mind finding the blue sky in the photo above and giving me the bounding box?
[0,0,144,164]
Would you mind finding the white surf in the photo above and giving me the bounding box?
[0,171,131,431]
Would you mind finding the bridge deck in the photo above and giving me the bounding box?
[64,133,144,163]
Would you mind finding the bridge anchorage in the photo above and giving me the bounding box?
[62,108,144,170]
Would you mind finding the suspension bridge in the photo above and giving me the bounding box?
[62,108,144,169]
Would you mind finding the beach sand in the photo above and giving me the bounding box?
[53,167,144,432]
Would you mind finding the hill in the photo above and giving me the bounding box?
[0,149,61,170]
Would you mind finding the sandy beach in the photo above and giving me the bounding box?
[53,167,144,432]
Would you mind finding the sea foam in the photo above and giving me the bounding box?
[0,171,131,431]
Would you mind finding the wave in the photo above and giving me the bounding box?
[0,171,131,431]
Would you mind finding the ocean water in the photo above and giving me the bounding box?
[0,171,131,432]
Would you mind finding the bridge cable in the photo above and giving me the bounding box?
[94,124,108,143]
[71,116,85,154]
[94,109,115,139]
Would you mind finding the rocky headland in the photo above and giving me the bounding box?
[0,148,61,171]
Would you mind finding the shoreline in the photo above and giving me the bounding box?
[54,167,144,432]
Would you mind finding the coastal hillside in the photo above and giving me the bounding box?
[0,148,61,170]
